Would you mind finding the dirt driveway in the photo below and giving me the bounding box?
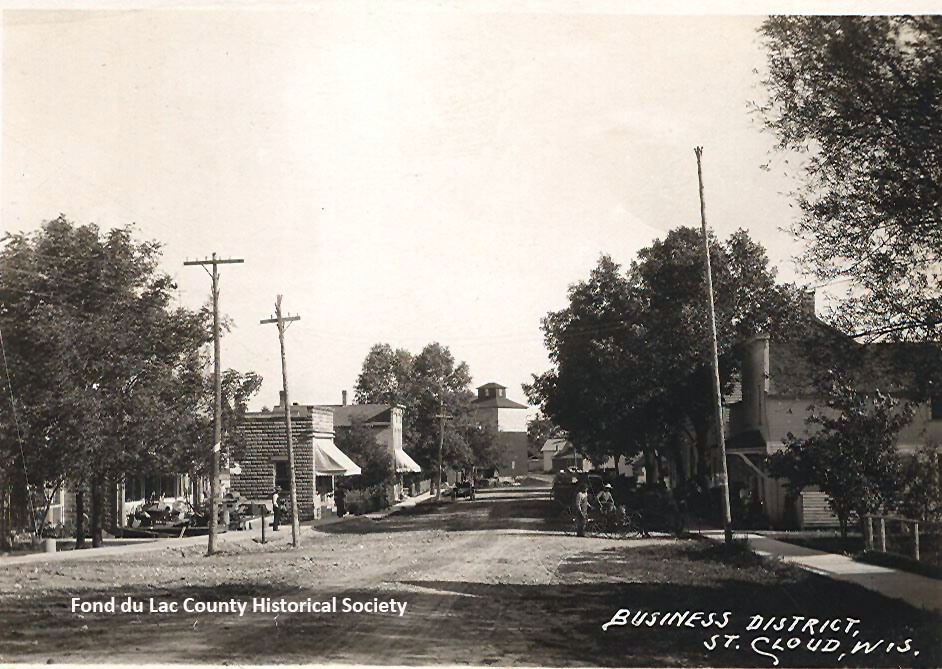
[1,494,939,666]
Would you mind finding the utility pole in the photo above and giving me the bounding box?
[694,146,733,545]
[184,253,244,556]
[435,397,446,503]
[261,296,302,548]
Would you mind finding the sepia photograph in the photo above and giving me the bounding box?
[1,2,941,666]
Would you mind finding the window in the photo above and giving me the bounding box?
[124,476,143,502]
[931,395,942,421]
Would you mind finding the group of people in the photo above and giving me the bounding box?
[574,481,617,537]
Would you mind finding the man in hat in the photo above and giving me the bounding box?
[596,483,616,515]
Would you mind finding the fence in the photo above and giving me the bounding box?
[863,514,942,566]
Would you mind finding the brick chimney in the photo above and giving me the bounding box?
[342,390,348,406]
[801,290,816,318]
[278,390,286,407]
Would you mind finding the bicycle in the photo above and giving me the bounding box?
[568,511,606,537]
[597,507,647,539]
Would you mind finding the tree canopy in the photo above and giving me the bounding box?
[0,216,258,539]
[334,417,395,490]
[768,380,912,538]
[353,341,500,472]
[526,414,562,459]
[526,227,803,483]
[756,16,942,341]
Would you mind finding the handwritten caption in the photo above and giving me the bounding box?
[71,596,407,617]
[602,609,921,666]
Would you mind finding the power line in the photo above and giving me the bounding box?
[260,295,302,548]
[0,323,38,535]
[184,253,244,557]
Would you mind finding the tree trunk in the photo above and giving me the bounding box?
[75,488,86,549]
[35,479,63,538]
[693,423,709,486]
[643,447,660,485]
[0,473,9,550]
[838,513,848,544]
[669,435,687,494]
[91,478,103,548]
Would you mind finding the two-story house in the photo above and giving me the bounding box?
[322,393,422,498]
[722,302,942,528]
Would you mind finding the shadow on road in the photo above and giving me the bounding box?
[324,497,567,536]
[3,541,941,667]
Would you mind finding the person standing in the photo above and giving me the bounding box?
[271,489,281,531]
[575,483,589,537]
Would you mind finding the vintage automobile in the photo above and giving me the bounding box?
[551,470,606,508]
[451,479,476,500]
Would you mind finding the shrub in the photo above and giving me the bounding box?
[896,443,942,522]
[343,484,392,515]
[637,484,681,533]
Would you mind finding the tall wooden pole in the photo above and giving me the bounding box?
[261,296,301,547]
[436,397,445,502]
[184,253,243,556]
[694,147,733,545]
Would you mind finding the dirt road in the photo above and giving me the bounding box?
[2,494,940,666]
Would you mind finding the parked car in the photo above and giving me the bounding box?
[451,480,476,500]
[551,470,606,507]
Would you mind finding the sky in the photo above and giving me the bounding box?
[3,5,821,412]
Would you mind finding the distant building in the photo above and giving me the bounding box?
[472,382,528,477]
[320,395,422,499]
[541,438,568,472]
[544,438,634,475]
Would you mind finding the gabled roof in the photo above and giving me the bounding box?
[553,445,584,460]
[768,333,939,398]
[541,438,569,453]
[321,404,393,427]
[472,396,527,409]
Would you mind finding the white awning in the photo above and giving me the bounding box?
[394,449,422,473]
[314,440,362,476]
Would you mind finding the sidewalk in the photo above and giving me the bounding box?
[2,491,437,568]
[0,510,350,568]
[364,489,435,519]
[700,530,942,613]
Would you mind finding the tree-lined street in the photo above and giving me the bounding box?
[1,493,940,666]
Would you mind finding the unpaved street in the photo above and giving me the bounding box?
[2,494,940,667]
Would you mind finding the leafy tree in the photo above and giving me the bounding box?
[353,342,480,475]
[0,216,255,546]
[896,442,942,523]
[768,381,912,539]
[185,368,264,500]
[526,414,562,460]
[406,343,475,471]
[525,255,648,471]
[334,417,395,490]
[527,228,802,488]
[756,16,942,341]
[354,344,414,407]
[462,421,503,473]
